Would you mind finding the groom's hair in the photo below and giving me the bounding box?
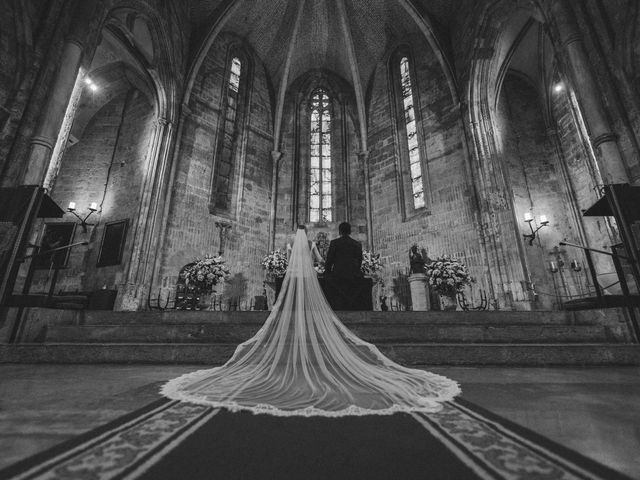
[338,222,351,236]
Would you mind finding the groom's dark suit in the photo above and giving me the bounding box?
[324,235,363,279]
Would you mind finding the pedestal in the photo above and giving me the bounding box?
[409,273,430,311]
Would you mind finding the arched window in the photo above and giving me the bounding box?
[309,89,332,223]
[211,54,246,215]
[399,56,425,209]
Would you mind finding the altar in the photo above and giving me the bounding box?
[275,276,373,311]
[320,277,373,311]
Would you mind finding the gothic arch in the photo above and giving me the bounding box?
[102,2,181,124]
[465,1,550,309]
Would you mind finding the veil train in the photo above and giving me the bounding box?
[161,228,460,416]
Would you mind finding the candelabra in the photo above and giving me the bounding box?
[67,201,98,232]
[522,212,549,246]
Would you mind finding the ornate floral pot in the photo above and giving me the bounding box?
[439,294,457,311]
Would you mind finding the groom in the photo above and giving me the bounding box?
[325,222,363,280]
[323,222,372,310]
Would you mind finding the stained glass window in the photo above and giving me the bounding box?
[214,57,242,211]
[310,89,332,223]
[400,57,425,209]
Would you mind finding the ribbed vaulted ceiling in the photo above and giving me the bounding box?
[189,0,461,92]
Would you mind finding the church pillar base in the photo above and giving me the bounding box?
[114,283,147,311]
[409,273,430,311]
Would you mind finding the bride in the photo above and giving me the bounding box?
[161,225,460,416]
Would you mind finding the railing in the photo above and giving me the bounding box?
[148,286,268,312]
[560,241,640,342]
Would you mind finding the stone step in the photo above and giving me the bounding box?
[44,323,621,344]
[40,308,627,326]
[1,343,639,366]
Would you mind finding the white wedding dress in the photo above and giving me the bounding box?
[161,228,460,416]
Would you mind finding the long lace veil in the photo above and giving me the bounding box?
[161,228,460,416]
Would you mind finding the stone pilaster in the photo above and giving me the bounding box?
[268,150,283,252]
[551,0,628,184]
[115,117,175,311]
[357,150,373,249]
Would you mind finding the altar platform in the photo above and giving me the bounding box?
[1,308,639,366]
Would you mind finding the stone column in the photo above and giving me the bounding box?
[551,0,628,184]
[358,151,373,249]
[22,39,84,185]
[268,150,283,252]
[116,117,171,311]
[149,104,191,299]
[341,101,351,222]
[408,273,430,311]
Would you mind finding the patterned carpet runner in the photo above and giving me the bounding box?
[0,397,632,480]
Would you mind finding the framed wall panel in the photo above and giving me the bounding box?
[97,219,128,267]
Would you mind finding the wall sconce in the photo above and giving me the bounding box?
[67,201,98,232]
[523,212,549,246]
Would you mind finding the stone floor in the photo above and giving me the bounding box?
[0,365,639,478]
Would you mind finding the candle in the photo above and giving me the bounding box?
[89,202,98,211]
[524,212,533,222]
[68,202,76,211]
[539,215,548,224]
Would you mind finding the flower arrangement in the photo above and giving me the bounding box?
[181,254,230,292]
[361,250,383,277]
[425,255,473,297]
[262,249,288,278]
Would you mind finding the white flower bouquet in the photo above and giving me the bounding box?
[182,254,230,292]
[262,249,288,278]
[361,250,382,277]
[425,255,472,297]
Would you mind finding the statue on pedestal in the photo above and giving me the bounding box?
[408,244,431,311]
[409,244,430,274]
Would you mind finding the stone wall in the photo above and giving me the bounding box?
[28,88,155,294]
[367,35,481,308]
[274,72,367,256]
[496,74,588,309]
[550,76,619,292]
[4,0,640,315]
[158,32,274,302]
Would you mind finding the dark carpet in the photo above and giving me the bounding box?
[1,397,632,480]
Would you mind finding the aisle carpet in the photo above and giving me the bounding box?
[1,396,631,480]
